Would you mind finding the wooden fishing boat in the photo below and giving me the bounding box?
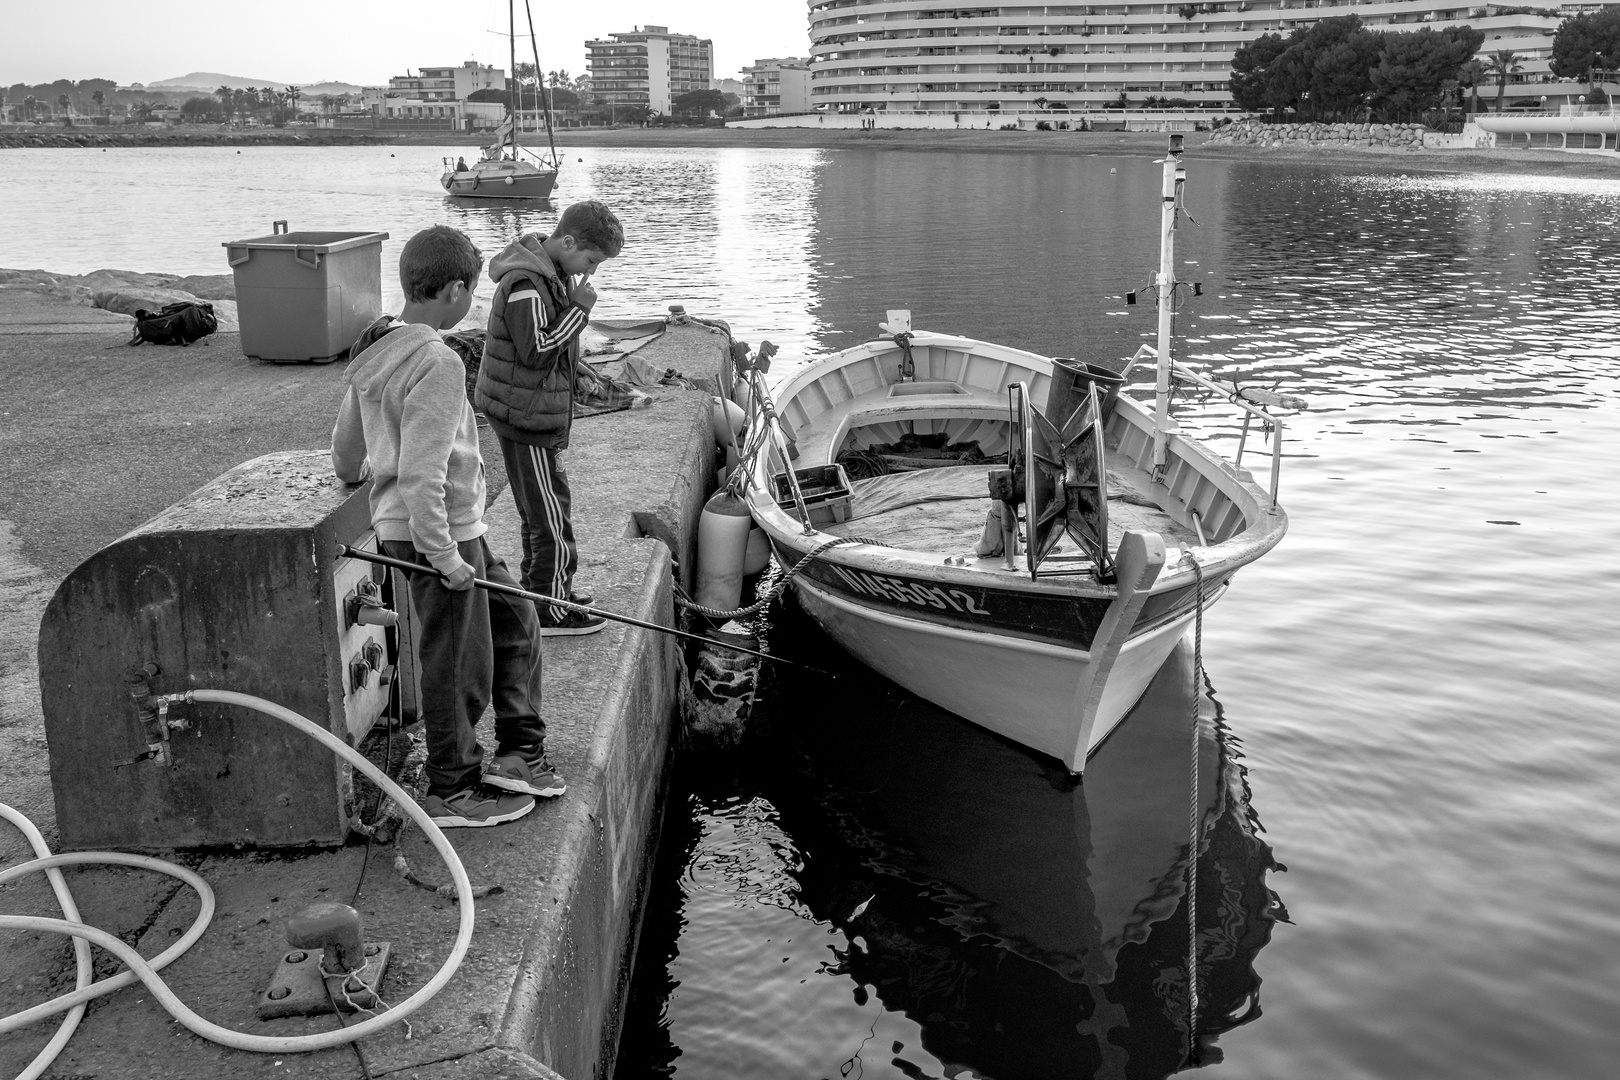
[733,137,1295,774]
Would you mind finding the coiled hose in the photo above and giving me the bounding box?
[0,689,475,1076]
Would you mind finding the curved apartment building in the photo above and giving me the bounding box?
[806,1,1566,114]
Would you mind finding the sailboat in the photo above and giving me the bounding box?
[440,0,560,200]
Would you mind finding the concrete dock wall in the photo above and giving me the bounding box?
[0,303,724,1080]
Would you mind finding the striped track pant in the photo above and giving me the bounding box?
[499,435,577,618]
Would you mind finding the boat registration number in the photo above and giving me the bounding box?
[824,565,990,615]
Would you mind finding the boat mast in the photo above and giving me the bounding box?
[1152,134,1186,477]
[508,0,520,159]
[524,0,561,169]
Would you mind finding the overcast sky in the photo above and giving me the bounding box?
[1,0,811,87]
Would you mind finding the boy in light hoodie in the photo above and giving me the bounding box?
[332,225,563,829]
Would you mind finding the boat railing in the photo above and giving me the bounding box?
[1144,348,1305,505]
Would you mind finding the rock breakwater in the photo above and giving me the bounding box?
[0,129,394,150]
[1208,119,1429,150]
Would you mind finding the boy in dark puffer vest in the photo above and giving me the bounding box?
[476,201,625,636]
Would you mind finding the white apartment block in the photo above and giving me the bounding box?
[806,1,1573,114]
[587,26,715,115]
[743,57,813,115]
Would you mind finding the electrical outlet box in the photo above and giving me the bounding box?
[39,451,414,850]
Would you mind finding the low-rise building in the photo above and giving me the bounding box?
[361,61,506,129]
[742,58,811,116]
[587,25,715,115]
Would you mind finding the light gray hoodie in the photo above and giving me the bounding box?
[331,320,486,578]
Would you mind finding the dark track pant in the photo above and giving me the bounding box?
[382,537,545,797]
[499,436,578,619]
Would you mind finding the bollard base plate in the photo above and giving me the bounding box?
[257,941,392,1019]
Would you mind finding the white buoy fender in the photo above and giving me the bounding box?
[711,397,745,446]
[695,491,753,612]
[742,526,771,576]
[504,175,514,185]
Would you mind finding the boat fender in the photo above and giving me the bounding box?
[742,526,771,576]
[711,396,745,446]
[695,491,753,612]
[504,175,514,185]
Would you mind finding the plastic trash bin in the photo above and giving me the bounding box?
[223,223,389,363]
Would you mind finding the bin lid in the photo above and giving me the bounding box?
[222,230,389,253]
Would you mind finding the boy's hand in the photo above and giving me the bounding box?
[444,563,476,592]
[569,275,598,312]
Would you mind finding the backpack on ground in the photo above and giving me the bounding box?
[128,301,218,347]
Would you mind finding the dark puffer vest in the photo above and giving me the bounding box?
[475,234,580,449]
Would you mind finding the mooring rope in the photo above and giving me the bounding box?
[1183,550,1207,1066]
[674,534,892,621]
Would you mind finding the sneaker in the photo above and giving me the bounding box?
[422,785,534,828]
[486,748,567,798]
[539,608,607,637]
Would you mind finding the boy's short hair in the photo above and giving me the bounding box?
[555,201,624,258]
[399,225,483,302]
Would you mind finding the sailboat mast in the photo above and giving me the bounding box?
[524,0,560,169]
[1151,135,1186,475]
[508,1,520,158]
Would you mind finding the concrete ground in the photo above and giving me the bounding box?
[0,287,724,1079]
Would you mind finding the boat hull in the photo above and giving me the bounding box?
[440,164,556,200]
[794,573,1208,768]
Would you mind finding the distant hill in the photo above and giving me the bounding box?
[145,72,367,95]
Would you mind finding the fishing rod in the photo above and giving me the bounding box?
[336,545,829,675]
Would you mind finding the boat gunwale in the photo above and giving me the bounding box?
[746,332,1287,596]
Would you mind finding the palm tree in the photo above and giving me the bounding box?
[56,93,70,119]
[1459,59,1485,116]
[22,94,36,121]
[1483,50,1522,113]
[216,84,233,118]
[283,85,301,119]
[132,99,159,122]
[91,89,105,116]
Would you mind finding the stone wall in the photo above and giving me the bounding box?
[1207,119,1428,150]
[0,129,392,149]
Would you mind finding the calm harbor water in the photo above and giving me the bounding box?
[3,145,1617,1078]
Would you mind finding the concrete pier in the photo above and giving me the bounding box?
[0,283,725,1079]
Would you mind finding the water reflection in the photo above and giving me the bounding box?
[618,622,1281,1080]
[1194,162,1620,409]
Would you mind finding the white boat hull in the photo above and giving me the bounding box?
[440,161,556,200]
[795,574,1206,765]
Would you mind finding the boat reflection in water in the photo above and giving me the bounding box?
[621,616,1286,1079]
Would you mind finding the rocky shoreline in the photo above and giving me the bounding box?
[0,267,240,330]
[1208,118,1433,150]
[0,128,395,149]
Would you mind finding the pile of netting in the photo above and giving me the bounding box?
[835,432,1007,480]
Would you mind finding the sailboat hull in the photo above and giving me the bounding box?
[440,162,556,200]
